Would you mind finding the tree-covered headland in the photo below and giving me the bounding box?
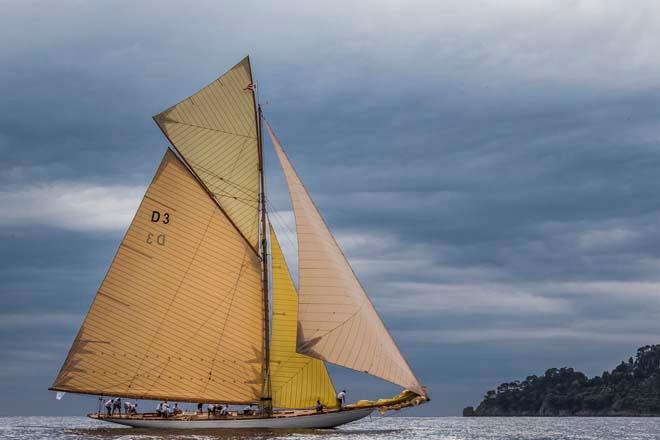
[464,345,660,416]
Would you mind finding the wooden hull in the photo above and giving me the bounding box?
[89,408,373,429]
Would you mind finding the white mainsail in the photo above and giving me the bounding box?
[267,123,425,396]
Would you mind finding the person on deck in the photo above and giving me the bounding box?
[243,404,254,416]
[161,401,170,417]
[207,403,215,417]
[337,390,346,409]
[219,404,228,416]
[112,398,122,415]
[315,400,325,413]
[104,398,113,416]
[156,401,163,417]
[172,403,182,415]
[197,403,203,414]
[123,401,132,414]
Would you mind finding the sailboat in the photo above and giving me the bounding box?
[49,56,428,429]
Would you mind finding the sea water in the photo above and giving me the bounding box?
[1,416,660,439]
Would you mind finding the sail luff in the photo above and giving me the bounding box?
[266,122,425,396]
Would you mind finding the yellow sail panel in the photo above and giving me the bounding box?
[267,123,425,397]
[154,56,260,249]
[269,224,337,409]
[51,150,264,403]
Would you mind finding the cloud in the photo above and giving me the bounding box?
[382,281,571,315]
[396,327,660,344]
[3,0,660,416]
[0,183,142,232]
[0,312,82,330]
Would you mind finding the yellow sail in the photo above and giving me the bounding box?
[50,150,264,403]
[154,57,260,250]
[269,224,337,409]
[267,123,425,396]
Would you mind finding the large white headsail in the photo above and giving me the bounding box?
[267,123,424,396]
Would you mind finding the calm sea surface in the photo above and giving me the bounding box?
[1,416,660,440]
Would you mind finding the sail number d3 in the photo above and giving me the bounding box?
[146,210,170,246]
[151,211,170,224]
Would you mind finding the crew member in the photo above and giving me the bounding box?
[337,390,346,409]
[104,398,113,416]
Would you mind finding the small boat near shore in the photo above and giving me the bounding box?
[49,56,428,429]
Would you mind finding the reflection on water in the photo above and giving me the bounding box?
[3,416,660,440]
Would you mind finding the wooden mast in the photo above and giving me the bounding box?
[257,100,272,414]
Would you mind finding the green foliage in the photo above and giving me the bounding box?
[469,345,660,416]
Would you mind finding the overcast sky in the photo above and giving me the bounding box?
[2,0,660,416]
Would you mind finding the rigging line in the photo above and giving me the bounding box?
[165,119,257,141]
[195,136,256,197]
[214,193,258,204]
[225,136,252,194]
[266,216,300,272]
[183,174,257,204]
[206,184,258,204]
[193,179,259,208]
[203,183,260,213]
[188,158,259,197]
[265,199,299,255]
[264,196,298,246]
[189,173,261,210]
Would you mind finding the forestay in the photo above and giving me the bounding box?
[269,225,337,409]
[50,150,264,403]
[267,124,425,396]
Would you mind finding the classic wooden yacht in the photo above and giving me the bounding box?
[49,56,428,429]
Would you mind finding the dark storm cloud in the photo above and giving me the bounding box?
[2,0,660,416]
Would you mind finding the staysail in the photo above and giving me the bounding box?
[267,124,425,396]
[153,57,260,249]
[50,150,264,403]
[269,224,337,409]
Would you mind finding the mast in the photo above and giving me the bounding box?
[257,102,272,414]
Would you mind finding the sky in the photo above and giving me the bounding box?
[2,0,660,417]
